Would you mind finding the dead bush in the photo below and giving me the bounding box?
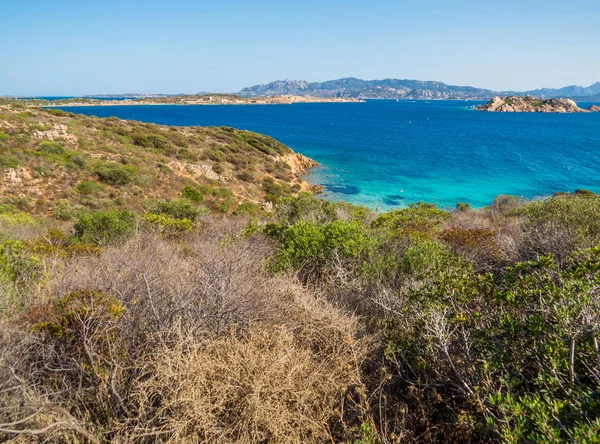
[128,286,367,443]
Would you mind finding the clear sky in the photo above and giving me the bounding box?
[1,0,599,96]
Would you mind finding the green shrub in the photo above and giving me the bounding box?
[263,178,290,203]
[0,153,21,170]
[455,202,471,212]
[38,141,65,155]
[76,181,104,196]
[519,194,600,257]
[234,202,262,216]
[182,186,203,203]
[273,220,374,272]
[43,108,75,117]
[132,132,170,152]
[572,189,595,197]
[92,161,136,186]
[73,209,136,244]
[0,203,17,214]
[373,202,449,233]
[143,199,202,221]
[66,153,86,168]
[177,148,199,161]
[211,187,232,198]
[0,239,42,286]
[234,130,291,156]
[0,132,9,141]
[142,213,194,233]
[53,199,74,221]
[491,194,522,215]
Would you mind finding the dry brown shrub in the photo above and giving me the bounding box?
[48,227,278,341]
[444,210,526,270]
[127,281,368,443]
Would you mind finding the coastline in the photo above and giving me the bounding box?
[37,95,365,108]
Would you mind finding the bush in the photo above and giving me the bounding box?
[373,202,449,234]
[53,199,74,221]
[234,202,261,216]
[263,178,290,203]
[181,186,203,203]
[73,209,136,244]
[92,161,136,186]
[273,220,373,272]
[76,181,104,196]
[132,132,170,152]
[520,194,600,259]
[142,213,194,233]
[143,199,202,221]
[0,153,21,170]
[38,141,64,155]
[491,194,522,215]
[176,148,198,161]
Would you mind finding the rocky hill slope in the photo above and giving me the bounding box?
[239,78,600,101]
[520,81,600,99]
[0,104,317,216]
[477,96,586,113]
[239,78,497,100]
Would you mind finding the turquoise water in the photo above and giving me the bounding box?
[57,101,600,209]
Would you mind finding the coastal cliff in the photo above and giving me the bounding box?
[477,96,586,113]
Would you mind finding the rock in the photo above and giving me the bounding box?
[477,96,586,113]
[31,124,78,143]
[588,105,600,112]
[168,161,231,182]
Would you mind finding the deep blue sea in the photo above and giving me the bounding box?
[56,101,600,209]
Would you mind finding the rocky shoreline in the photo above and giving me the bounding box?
[477,96,586,113]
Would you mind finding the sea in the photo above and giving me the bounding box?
[55,100,600,210]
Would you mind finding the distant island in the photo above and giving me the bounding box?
[476,96,587,113]
[12,94,363,107]
[237,78,600,101]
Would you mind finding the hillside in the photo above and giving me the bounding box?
[477,95,586,112]
[239,78,600,101]
[522,81,600,98]
[0,103,317,216]
[239,77,497,100]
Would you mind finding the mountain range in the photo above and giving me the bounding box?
[238,78,600,101]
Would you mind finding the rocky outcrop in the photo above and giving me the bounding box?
[477,96,586,113]
[588,105,600,112]
[168,161,232,182]
[31,124,78,143]
[280,153,318,175]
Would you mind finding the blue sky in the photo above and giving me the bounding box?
[1,0,599,95]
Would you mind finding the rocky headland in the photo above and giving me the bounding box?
[0,104,319,215]
[477,96,586,113]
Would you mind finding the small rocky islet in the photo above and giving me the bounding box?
[476,95,589,113]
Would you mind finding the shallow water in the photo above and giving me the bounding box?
[57,100,600,209]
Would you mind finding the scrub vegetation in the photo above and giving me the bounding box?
[1,104,599,443]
